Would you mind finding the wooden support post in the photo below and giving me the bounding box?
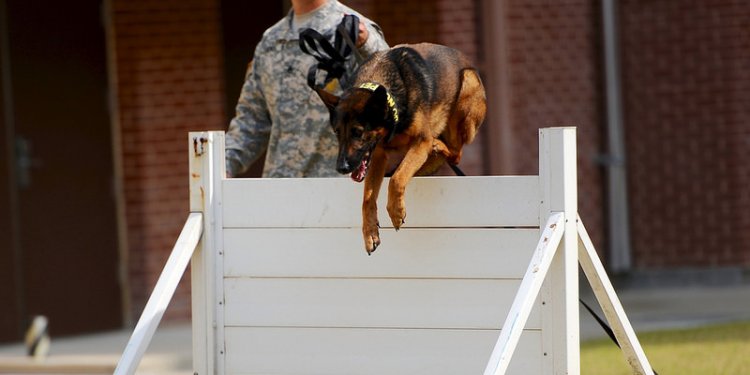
[485,127,581,375]
[189,131,226,375]
[578,217,654,375]
[484,213,565,375]
[113,213,203,375]
[539,127,579,374]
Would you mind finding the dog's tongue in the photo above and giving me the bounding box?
[351,159,367,183]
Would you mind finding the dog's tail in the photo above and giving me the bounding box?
[456,68,486,145]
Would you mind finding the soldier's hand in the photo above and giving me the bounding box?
[355,19,368,48]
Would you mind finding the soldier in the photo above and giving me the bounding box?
[225,0,389,177]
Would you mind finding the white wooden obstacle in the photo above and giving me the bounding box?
[115,127,654,375]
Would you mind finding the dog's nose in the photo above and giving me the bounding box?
[336,159,351,174]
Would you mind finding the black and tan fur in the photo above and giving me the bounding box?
[315,43,486,254]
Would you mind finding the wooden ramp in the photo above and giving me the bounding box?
[114,127,654,375]
[218,177,543,374]
[0,356,115,374]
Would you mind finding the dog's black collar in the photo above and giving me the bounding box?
[358,82,400,143]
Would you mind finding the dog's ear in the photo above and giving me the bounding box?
[364,85,388,120]
[314,87,340,113]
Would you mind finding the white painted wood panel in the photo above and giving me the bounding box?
[189,131,225,374]
[224,228,539,278]
[222,176,539,228]
[224,278,542,330]
[538,127,580,374]
[224,327,542,375]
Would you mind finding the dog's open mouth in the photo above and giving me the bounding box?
[350,151,372,183]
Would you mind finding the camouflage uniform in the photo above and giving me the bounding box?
[225,1,389,177]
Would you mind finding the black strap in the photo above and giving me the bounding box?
[336,17,364,64]
[579,298,659,375]
[580,298,620,348]
[299,14,361,90]
[449,164,465,176]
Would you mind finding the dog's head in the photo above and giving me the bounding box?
[315,85,390,182]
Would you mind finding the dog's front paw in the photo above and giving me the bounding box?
[363,222,381,255]
[387,199,406,230]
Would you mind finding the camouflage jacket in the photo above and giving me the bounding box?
[225,1,389,177]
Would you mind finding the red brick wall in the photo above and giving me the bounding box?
[502,0,607,252]
[620,0,750,268]
[111,0,225,321]
[435,0,484,174]
[346,1,438,45]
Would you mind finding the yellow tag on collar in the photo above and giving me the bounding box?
[358,82,380,91]
[324,78,340,93]
[358,82,399,123]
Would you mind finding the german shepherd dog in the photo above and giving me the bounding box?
[315,43,486,254]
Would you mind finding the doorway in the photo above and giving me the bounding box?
[0,0,122,341]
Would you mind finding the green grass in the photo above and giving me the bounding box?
[581,321,750,375]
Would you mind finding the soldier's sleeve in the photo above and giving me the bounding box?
[225,58,272,177]
[357,21,389,57]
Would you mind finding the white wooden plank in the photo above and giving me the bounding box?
[210,132,227,374]
[484,213,564,375]
[188,132,209,375]
[224,278,542,330]
[538,127,579,375]
[188,131,225,374]
[578,217,654,375]
[190,239,209,375]
[224,228,539,279]
[114,213,202,375]
[222,176,540,228]
[225,327,543,375]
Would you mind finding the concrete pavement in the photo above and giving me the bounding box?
[579,284,750,340]
[0,323,191,374]
[1,284,748,373]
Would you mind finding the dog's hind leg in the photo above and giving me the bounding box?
[455,68,486,145]
[362,147,387,254]
[442,69,486,158]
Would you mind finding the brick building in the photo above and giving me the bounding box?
[0,0,747,341]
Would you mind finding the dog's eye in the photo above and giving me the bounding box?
[351,128,363,138]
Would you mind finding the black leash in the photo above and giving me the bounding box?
[449,163,465,176]
[579,298,659,375]
[299,14,362,90]
[579,298,620,348]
